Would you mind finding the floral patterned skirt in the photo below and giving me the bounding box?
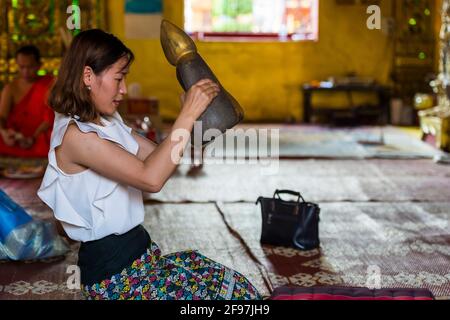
[82,241,261,300]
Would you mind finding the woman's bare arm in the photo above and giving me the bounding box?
[131,130,158,161]
[62,79,219,193]
[62,115,192,193]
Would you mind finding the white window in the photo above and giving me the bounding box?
[184,0,319,41]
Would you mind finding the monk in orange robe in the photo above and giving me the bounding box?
[0,45,55,158]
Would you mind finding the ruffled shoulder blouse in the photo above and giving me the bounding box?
[37,112,145,242]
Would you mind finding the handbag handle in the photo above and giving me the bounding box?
[273,189,305,203]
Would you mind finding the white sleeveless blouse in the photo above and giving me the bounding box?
[37,112,145,242]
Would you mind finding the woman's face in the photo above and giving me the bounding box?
[88,57,129,117]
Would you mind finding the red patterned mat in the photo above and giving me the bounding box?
[0,243,82,300]
[1,201,449,300]
[217,202,450,300]
[1,157,449,300]
[269,286,435,300]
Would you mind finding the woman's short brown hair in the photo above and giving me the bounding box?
[49,29,134,122]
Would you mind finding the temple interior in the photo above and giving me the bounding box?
[0,0,449,301]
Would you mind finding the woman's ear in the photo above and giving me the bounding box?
[83,66,94,87]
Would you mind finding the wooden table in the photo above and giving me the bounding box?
[302,84,391,124]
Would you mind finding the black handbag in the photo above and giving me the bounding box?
[256,190,320,250]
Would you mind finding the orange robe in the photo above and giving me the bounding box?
[0,75,54,158]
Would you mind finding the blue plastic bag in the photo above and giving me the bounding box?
[0,189,69,261]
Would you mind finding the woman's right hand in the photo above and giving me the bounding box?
[180,79,220,121]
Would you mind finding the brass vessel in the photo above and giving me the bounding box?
[160,19,244,145]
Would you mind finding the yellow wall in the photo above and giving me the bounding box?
[108,0,394,122]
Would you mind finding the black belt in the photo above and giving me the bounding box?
[77,225,151,286]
